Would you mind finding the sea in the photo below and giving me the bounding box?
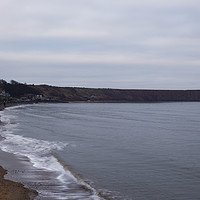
[0,102,200,200]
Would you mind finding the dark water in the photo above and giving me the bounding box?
[0,102,200,199]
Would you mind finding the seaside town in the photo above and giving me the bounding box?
[0,90,44,104]
[1,79,200,107]
[0,79,45,108]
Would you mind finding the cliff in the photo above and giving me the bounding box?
[1,82,200,102]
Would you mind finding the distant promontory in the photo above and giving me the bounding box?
[1,80,200,103]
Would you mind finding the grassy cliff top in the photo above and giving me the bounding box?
[1,81,200,102]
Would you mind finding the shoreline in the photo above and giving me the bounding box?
[0,103,38,200]
[0,165,37,200]
[0,103,106,200]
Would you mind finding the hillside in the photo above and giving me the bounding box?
[1,81,200,103]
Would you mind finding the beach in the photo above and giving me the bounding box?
[0,143,37,200]
[0,103,37,200]
[0,165,35,200]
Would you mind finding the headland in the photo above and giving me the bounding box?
[0,80,200,104]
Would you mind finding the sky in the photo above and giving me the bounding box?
[0,0,200,89]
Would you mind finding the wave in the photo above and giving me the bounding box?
[0,107,103,200]
[23,112,55,119]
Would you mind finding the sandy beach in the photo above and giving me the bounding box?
[0,165,35,200]
[0,146,38,200]
[0,103,37,200]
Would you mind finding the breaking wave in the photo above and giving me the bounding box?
[0,106,102,200]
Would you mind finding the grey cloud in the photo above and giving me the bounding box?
[1,61,200,89]
[0,0,200,89]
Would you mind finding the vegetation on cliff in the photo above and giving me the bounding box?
[1,79,200,103]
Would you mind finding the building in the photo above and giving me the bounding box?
[0,90,10,97]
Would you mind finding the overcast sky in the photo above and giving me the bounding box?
[0,0,200,89]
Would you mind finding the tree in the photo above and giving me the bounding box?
[0,79,7,84]
[10,80,20,85]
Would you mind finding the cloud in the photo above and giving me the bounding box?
[1,51,200,67]
[0,0,200,89]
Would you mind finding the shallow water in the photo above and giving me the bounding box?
[0,102,200,199]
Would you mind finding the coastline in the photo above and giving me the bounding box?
[0,102,105,200]
[0,103,37,200]
[0,165,37,200]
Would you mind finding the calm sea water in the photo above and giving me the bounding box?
[0,102,200,199]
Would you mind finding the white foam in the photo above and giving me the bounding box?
[0,107,102,200]
[5,104,32,111]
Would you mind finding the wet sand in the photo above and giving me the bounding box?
[0,165,34,200]
[0,148,38,200]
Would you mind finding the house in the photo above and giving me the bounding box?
[20,94,44,101]
[0,90,10,97]
[36,95,43,100]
